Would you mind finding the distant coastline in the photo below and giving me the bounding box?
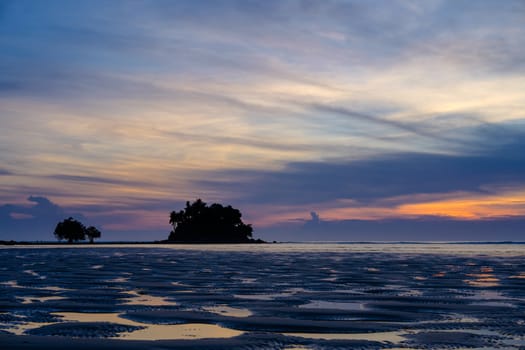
[0,240,268,246]
[2,240,524,246]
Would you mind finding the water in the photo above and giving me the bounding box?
[5,242,525,255]
[0,243,524,349]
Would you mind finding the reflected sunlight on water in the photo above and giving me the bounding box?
[464,266,500,287]
[510,272,525,279]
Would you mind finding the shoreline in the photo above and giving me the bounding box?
[2,240,524,246]
[0,240,269,246]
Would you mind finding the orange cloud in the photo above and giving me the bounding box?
[398,190,525,219]
[250,188,525,228]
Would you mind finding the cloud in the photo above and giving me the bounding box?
[310,211,320,224]
[261,215,525,242]
[0,196,85,241]
[162,129,345,155]
[416,1,525,75]
[310,103,469,146]
[24,196,62,216]
[197,124,525,206]
[0,195,169,242]
[1,0,524,242]
[46,174,148,187]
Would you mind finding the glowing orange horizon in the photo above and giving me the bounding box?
[249,188,525,228]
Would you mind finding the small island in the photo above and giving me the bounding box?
[167,199,263,243]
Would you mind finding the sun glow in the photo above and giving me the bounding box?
[252,188,525,228]
[398,189,525,219]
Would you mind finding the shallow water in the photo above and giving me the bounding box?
[5,242,525,255]
[0,243,524,348]
[51,313,243,340]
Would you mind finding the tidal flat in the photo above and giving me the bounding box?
[1,243,524,349]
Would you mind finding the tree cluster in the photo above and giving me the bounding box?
[168,199,256,243]
[54,217,101,243]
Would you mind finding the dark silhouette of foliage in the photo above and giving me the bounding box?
[54,217,86,243]
[86,226,101,243]
[168,199,255,243]
[53,218,102,243]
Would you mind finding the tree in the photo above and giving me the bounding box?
[86,226,101,243]
[54,217,86,243]
[168,199,255,243]
[53,218,102,243]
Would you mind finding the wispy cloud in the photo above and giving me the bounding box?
[1,0,524,240]
[262,215,525,242]
[46,174,149,187]
[196,124,525,216]
[310,103,475,149]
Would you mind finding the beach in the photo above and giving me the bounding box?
[1,243,524,349]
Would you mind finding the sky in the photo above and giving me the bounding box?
[1,0,524,242]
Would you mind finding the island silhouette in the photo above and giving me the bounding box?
[1,199,264,245]
[166,199,263,243]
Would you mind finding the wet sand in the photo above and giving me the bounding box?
[1,244,524,349]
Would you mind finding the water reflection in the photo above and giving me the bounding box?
[23,270,44,279]
[510,272,525,279]
[52,312,243,340]
[2,319,54,335]
[4,243,524,256]
[299,300,366,311]
[1,280,70,291]
[121,323,242,340]
[234,292,293,300]
[16,296,66,304]
[105,277,129,283]
[464,266,499,287]
[1,244,524,348]
[284,331,406,342]
[121,290,177,306]
[202,305,252,317]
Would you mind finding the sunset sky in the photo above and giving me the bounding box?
[1,0,524,241]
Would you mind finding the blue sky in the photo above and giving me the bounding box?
[1,0,524,241]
